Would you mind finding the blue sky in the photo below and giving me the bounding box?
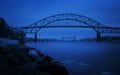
[0,0,120,39]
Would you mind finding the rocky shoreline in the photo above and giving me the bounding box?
[0,18,69,75]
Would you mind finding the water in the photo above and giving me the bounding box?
[26,41,120,75]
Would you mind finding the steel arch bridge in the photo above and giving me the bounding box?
[14,13,120,42]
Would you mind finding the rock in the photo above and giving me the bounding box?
[0,18,12,37]
[0,18,26,43]
[0,38,69,75]
[0,38,20,46]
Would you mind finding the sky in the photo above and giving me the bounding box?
[0,0,120,39]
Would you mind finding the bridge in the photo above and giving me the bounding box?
[13,13,120,42]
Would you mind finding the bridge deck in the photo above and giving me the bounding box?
[13,26,120,29]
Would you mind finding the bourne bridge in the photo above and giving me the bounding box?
[13,13,120,42]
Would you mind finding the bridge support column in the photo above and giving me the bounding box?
[34,32,37,42]
[74,36,76,41]
[96,32,101,42]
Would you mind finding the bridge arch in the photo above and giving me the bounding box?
[26,13,105,33]
[13,13,120,42]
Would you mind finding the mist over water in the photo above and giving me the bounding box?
[26,41,120,75]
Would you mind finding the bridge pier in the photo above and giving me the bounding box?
[74,36,76,41]
[34,32,37,42]
[96,32,101,42]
